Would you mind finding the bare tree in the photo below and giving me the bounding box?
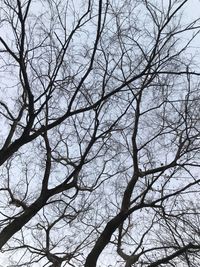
[0,0,200,266]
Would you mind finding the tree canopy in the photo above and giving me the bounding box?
[0,0,200,266]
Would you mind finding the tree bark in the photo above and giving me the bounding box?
[0,194,48,249]
[85,212,126,267]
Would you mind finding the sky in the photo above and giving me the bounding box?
[0,0,200,266]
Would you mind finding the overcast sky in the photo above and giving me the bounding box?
[0,0,200,266]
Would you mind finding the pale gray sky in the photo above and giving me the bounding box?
[0,0,200,266]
